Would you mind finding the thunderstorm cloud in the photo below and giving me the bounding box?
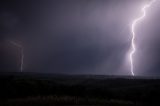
[0,0,160,76]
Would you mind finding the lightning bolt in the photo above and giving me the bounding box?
[10,41,24,72]
[130,0,156,76]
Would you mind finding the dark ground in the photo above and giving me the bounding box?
[0,72,160,106]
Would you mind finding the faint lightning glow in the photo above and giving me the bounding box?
[130,0,156,76]
[10,41,24,72]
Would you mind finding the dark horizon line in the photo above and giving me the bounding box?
[1,71,160,79]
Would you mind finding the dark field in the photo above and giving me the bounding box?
[0,73,160,106]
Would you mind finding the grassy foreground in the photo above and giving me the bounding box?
[0,73,160,105]
[1,96,135,106]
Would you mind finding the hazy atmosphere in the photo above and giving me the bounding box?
[1,0,160,76]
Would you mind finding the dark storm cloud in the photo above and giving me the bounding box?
[29,29,129,74]
[0,0,159,76]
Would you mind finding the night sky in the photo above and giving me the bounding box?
[0,0,160,76]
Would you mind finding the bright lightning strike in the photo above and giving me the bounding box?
[10,41,24,72]
[130,0,156,76]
